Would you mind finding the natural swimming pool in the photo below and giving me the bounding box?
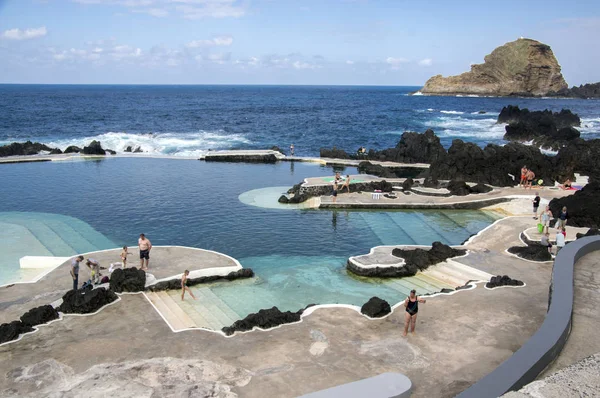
[0,158,499,315]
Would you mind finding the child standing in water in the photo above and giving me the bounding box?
[120,246,132,268]
[181,270,196,301]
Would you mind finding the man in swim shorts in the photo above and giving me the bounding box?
[332,180,338,203]
[403,289,426,336]
[520,166,528,187]
[526,169,535,189]
[138,233,152,270]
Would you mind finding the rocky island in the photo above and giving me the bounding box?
[420,38,568,97]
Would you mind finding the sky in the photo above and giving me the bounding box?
[0,0,599,85]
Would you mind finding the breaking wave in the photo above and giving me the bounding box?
[45,131,252,157]
[424,116,506,140]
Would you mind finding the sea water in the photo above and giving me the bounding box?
[1,85,599,157]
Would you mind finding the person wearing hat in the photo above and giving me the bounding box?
[403,289,427,336]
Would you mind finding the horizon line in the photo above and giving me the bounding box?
[0,82,424,88]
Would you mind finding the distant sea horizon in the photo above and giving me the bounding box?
[1,84,598,157]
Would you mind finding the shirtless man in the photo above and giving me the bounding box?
[403,289,426,336]
[138,233,152,270]
[181,270,196,301]
[341,174,351,193]
[526,169,536,189]
[520,166,528,187]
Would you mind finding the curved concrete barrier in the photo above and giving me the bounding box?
[457,236,600,397]
[299,372,412,398]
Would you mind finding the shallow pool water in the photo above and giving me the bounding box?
[0,158,499,311]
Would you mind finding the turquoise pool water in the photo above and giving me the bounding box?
[0,158,498,311]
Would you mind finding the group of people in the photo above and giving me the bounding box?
[532,193,569,256]
[331,172,352,203]
[69,233,152,290]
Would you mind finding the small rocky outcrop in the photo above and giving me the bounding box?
[486,275,525,289]
[402,177,414,191]
[0,141,62,157]
[109,268,146,293]
[82,140,107,155]
[64,145,81,154]
[360,297,391,318]
[499,105,581,150]
[554,139,600,181]
[20,305,59,328]
[222,306,303,336]
[576,229,600,239]
[421,38,567,96]
[547,82,600,99]
[125,146,132,152]
[319,147,352,159]
[348,242,466,278]
[428,139,556,187]
[0,321,33,344]
[423,176,440,188]
[368,129,446,164]
[58,287,118,314]
[549,178,600,228]
[446,180,493,196]
[357,162,397,178]
[146,268,254,292]
[507,245,553,262]
[284,179,393,204]
[133,146,143,153]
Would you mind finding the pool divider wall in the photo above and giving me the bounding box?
[457,236,600,397]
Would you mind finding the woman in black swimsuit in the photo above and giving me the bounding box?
[403,289,426,336]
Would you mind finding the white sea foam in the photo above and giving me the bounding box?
[412,91,424,96]
[424,116,506,139]
[580,117,600,135]
[46,131,252,157]
[427,108,435,112]
[440,110,464,115]
[540,147,559,156]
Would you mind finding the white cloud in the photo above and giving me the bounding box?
[1,26,47,40]
[386,56,408,70]
[292,60,320,70]
[186,35,233,48]
[134,7,169,17]
[175,3,245,19]
[346,60,354,65]
[418,58,432,66]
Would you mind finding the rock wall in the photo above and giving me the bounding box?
[421,38,568,96]
[0,141,62,157]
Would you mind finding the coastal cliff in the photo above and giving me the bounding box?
[420,38,567,96]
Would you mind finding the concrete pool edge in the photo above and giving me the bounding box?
[456,236,600,397]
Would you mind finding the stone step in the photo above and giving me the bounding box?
[194,287,241,324]
[444,260,492,281]
[415,271,457,290]
[434,262,482,283]
[7,218,77,257]
[146,292,193,331]
[422,267,466,288]
[156,291,197,329]
[67,217,116,249]
[386,212,445,245]
[173,289,225,330]
[44,220,98,254]
[186,287,239,327]
[177,299,213,330]
[406,274,448,292]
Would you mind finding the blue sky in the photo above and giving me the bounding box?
[0,0,599,85]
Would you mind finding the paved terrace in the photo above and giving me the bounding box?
[0,216,564,397]
[0,246,238,325]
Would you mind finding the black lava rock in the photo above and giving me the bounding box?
[0,321,33,344]
[547,82,600,99]
[507,245,552,262]
[402,177,414,191]
[486,275,525,289]
[82,140,107,155]
[278,195,289,204]
[469,183,493,194]
[358,161,397,178]
[124,146,132,152]
[423,176,440,188]
[554,139,600,183]
[360,297,391,318]
[204,153,278,163]
[147,268,254,292]
[368,129,446,164]
[58,287,118,314]
[222,306,303,336]
[0,141,62,157]
[319,147,352,159]
[109,268,146,293]
[64,145,81,154]
[576,229,600,239]
[549,177,600,228]
[447,180,472,196]
[19,305,59,328]
[133,146,143,153]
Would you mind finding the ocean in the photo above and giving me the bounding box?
[1,84,599,157]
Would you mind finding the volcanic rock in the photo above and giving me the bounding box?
[319,147,351,159]
[549,178,600,228]
[124,146,132,152]
[204,153,278,163]
[368,129,446,164]
[507,245,553,262]
[576,229,600,239]
[402,177,414,191]
[447,180,472,196]
[421,38,567,96]
[64,145,81,154]
[554,139,600,181]
[428,139,556,187]
[19,305,59,328]
[358,161,397,178]
[133,146,143,153]
[0,321,33,344]
[423,176,440,188]
[222,306,303,336]
[547,82,600,99]
[82,140,107,155]
[360,297,391,318]
[147,268,254,292]
[278,195,289,204]
[0,141,62,157]
[486,275,525,289]
[109,268,146,293]
[58,287,118,314]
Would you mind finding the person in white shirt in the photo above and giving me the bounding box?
[555,228,566,255]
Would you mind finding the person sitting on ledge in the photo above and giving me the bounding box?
[403,289,426,337]
[541,231,553,254]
